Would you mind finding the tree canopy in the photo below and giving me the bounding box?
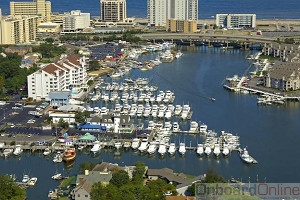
[90,162,177,200]
[0,53,38,95]
[0,174,26,200]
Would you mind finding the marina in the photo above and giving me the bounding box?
[0,46,300,199]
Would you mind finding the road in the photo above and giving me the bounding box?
[137,33,276,43]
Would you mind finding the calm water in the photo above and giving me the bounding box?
[1,47,300,199]
[0,0,300,19]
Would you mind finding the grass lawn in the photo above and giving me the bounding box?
[59,176,75,187]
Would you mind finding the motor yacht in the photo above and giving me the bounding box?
[196,144,204,156]
[91,141,101,154]
[131,138,140,150]
[178,143,186,156]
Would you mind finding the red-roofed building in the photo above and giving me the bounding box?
[27,55,88,100]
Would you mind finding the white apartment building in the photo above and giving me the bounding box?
[216,14,256,28]
[10,0,51,22]
[0,15,38,45]
[147,0,198,26]
[100,0,127,22]
[27,55,88,100]
[63,10,90,32]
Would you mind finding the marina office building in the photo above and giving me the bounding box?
[216,14,256,28]
[0,14,38,44]
[147,0,198,26]
[63,10,91,32]
[100,0,127,22]
[10,0,51,22]
[27,55,88,100]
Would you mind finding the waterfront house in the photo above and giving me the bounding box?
[147,168,188,186]
[92,162,135,179]
[175,175,205,195]
[264,61,300,91]
[73,170,112,200]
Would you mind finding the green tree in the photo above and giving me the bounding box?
[45,38,54,43]
[89,60,100,71]
[0,174,26,200]
[58,118,69,129]
[90,183,120,200]
[87,80,94,86]
[110,170,130,188]
[204,25,208,29]
[78,162,97,173]
[204,169,226,183]
[132,161,146,184]
[147,179,177,198]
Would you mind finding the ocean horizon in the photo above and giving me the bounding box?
[0,0,300,20]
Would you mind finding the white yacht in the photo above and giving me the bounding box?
[189,121,199,132]
[114,142,123,150]
[213,144,221,157]
[131,138,140,150]
[168,143,176,156]
[204,145,212,156]
[165,110,172,120]
[173,122,180,132]
[164,122,172,131]
[100,107,109,115]
[147,142,157,155]
[28,177,38,186]
[138,139,149,153]
[240,148,255,164]
[43,148,51,156]
[158,110,165,118]
[174,105,182,115]
[2,149,13,158]
[199,124,208,133]
[196,144,204,156]
[158,142,167,156]
[22,174,30,183]
[53,152,63,163]
[178,143,186,156]
[147,121,156,130]
[222,144,230,156]
[13,145,23,156]
[91,141,101,154]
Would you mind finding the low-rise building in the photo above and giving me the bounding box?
[263,43,300,60]
[27,54,88,100]
[4,46,32,56]
[264,61,300,91]
[38,22,61,33]
[49,91,72,107]
[73,170,112,200]
[216,14,256,28]
[166,19,197,33]
[49,105,85,123]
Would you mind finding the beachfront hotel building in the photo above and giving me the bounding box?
[10,0,51,22]
[100,0,127,22]
[0,15,38,44]
[216,14,256,28]
[27,55,88,100]
[63,10,90,32]
[147,0,198,26]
